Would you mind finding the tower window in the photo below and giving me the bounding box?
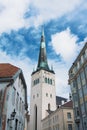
[48,103,50,110]
[48,78,50,84]
[45,77,47,83]
[50,79,52,85]
[50,94,52,98]
[33,95,35,99]
[46,93,48,97]
[45,77,53,85]
[33,78,40,86]
[37,94,39,97]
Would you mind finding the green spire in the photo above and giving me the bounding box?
[37,28,50,71]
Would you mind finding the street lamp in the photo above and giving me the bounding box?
[7,109,16,122]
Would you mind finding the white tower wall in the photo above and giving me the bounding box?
[30,69,56,130]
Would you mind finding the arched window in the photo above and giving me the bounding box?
[46,93,48,97]
[34,105,37,130]
[45,77,47,83]
[50,79,52,85]
[48,78,50,84]
[48,103,50,110]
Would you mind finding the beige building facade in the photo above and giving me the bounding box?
[42,101,75,130]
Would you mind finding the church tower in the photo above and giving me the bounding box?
[30,29,56,130]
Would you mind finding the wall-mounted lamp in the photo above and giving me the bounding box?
[7,109,16,122]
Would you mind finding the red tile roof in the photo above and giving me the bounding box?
[0,63,19,78]
[62,100,73,108]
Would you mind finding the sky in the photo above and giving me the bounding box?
[0,0,87,108]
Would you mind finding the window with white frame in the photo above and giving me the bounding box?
[67,112,71,119]
[68,124,72,130]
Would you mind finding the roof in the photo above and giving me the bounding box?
[61,100,73,108]
[0,63,19,78]
[32,29,55,75]
[56,96,67,106]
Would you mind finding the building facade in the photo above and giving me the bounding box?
[68,43,87,130]
[42,100,75,130]
[30,30,56,130]
[0,63,28,130]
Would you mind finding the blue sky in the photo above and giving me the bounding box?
[0,0,87,107]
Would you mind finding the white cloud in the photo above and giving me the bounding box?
[0,0,84,33]
[49,28,86,98]
[49,59,70,99]
[51,28,84,63]
[29,0,83,27]
[0,0,30,33]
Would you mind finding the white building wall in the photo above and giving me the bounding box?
[2,76,26,130]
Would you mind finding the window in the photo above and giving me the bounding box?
[48,78,50,84]
[81,55,84,64]
[12,87,16,105]
[45,77,47,83]
[46,93,48,97]
[16,93,19,110]
[71,80,77,93]
[80,97,83,104]
[85,65,87,79]
[22,102,24,113]
[67,112,71,119]
[73,65,77,73]
[74,107,79,117]
[83,85,87,96]
[37,94,39,97]
[80,71,86,86]
[68,124,72,130]
[0,90,3,101]
[77,61,80,69]
[50,79,52,85]
[78,88,83,98]
[81,103,85,115]
[19,98,22,112]
[48,103,50,110]
[50,94,52,98]
[77,75,81,89]
[37,78,39,83]
[83,52,86,60]
[85,49,87,58]
[33,95,35,99]
[33,80,35,86]
[33,78,39,86]
[85,102,87,111]
[53,117,54,123]
[73,93,78,107]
